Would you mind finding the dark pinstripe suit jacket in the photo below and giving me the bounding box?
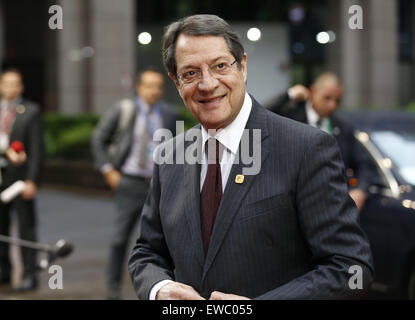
[128,96,374,300]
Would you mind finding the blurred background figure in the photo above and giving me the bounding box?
[91,68,178,300]
[267,72,371,211]
[0,68,44,292]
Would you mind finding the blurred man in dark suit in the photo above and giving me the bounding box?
[92,68,178,299]
[268,73,371,211]
[128,15,373,300]
[0,68,44,292]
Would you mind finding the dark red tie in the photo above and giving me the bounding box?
[201,139,222,254]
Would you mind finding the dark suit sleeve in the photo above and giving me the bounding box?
[128,162,175,299]
[26,107,44,184]
[267,91,291,115]
[91,103,120,170]
[256,131,374,299]
[334,116,374,193]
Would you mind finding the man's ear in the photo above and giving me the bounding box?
[168,72,180,90]
[241,53,248,83]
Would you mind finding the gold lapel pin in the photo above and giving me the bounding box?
[235,174,245,184]
[16,104,26,114]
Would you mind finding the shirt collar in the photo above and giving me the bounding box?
[201,92,252,155]
[305,100,321,127]
[0,97,22,109]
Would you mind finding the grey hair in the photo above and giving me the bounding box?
[162,14,245,78]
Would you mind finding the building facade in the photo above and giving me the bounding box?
[0,0,412,114]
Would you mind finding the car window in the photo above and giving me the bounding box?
[371,131,415,186]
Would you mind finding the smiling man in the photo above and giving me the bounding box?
[128,14,374,300]
[171,34,247,131]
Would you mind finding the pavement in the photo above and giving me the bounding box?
[0,187,139,300]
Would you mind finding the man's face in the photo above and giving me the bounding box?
[0,72,24,102]
[310,81,343,118]
[171,34,247,130]
[137,71,164,105]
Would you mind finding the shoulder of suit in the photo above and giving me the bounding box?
[331,113,355,133]
[19,99,41,114]
[263,103,329,140]
[153,129,186,165]
[153,121,202,161]
[117,98,135,107]
[113,98,136,115]
[248,100,336,160]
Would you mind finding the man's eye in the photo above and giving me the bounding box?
[183,71,196,78]
[217,63,226,69]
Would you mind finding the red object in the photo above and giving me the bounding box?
[10,141,24,153]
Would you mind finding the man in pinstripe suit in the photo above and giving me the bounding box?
[128,14,374,300]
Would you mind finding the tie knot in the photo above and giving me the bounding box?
[205,138,223,164]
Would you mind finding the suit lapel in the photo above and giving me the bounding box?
[202,99,270,279]
[183,127,205,268]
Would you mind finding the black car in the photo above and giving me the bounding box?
[343,110,415,299]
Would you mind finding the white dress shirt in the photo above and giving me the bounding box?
[149,92,253,300]
[200,93,252,192]
[305,101,329,133]
[121,98,163,178]
[101,97,163,177]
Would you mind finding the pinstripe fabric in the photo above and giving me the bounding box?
[128,96,374,300]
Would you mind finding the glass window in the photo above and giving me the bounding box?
[371,131,415,186]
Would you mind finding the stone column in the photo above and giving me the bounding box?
[56,0,89,114]
[89,0,136,115]
[327,0,398,109]
[0,1,4,68]
[367,0,398,108]
[55,0,135,115]
[412,2,415,105]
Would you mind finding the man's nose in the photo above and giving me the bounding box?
[198,69,219,92]
[328,99,338,110]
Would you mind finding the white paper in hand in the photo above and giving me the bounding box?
[1,180,26,203]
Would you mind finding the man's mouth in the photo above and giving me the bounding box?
[199,94,226,104]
